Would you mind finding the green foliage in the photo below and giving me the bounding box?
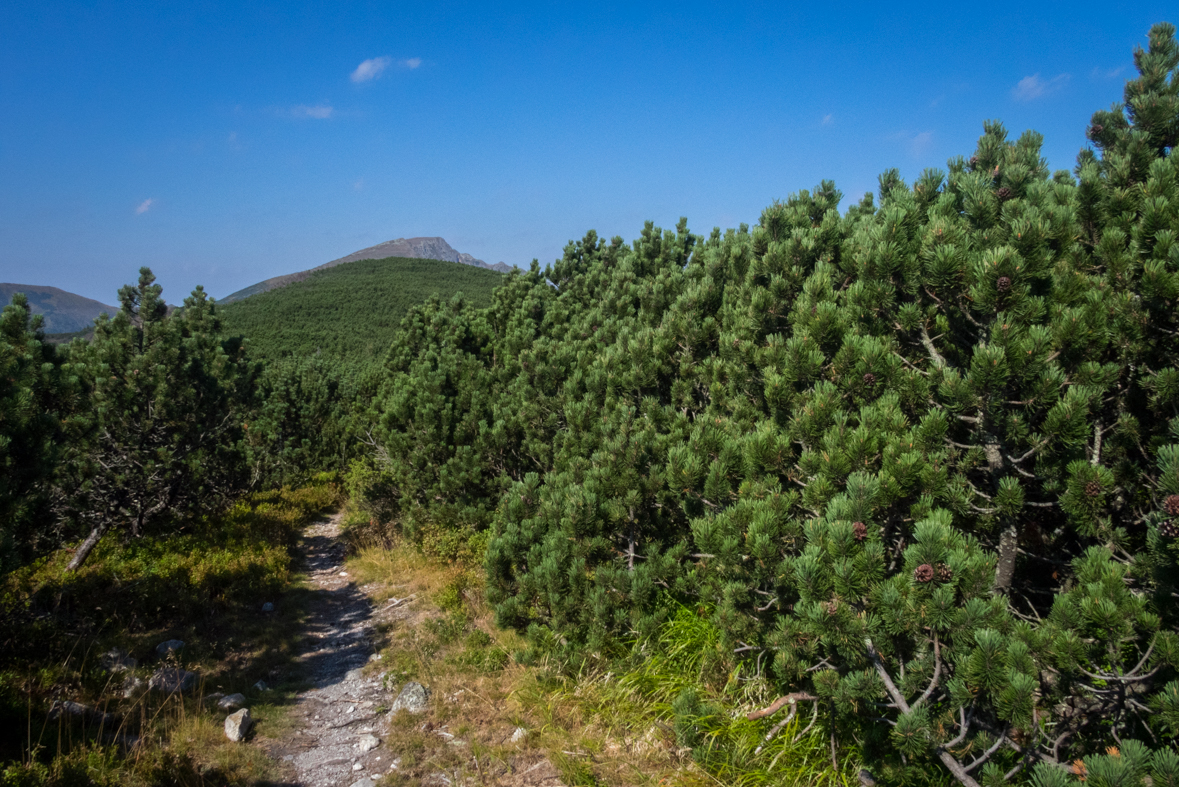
[354,23,1179,786]
[54,269,254,569]
[0,295,80,575]
[0,483,337,783]
[218,256,505,363]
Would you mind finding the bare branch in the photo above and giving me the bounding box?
[747,691,818,721]
[913,636,942,709]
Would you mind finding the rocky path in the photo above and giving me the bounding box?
[268,513,393,787]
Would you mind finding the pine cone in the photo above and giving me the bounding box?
[1160,520,1179,539]
[821,599,839,616]
[997,186,1013,201]
[969,155,980,168]
[1085,480,1103,498]
[862,372,876,387]
[997,276,1012,292]
[853,521,868,542]
[936,563,953,582]
[914,564,935,583]
[1163,494,1179,516]
[1088,123,1104,140]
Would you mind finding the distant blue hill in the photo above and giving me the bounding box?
[0,283,117,334]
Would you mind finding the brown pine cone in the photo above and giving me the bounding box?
[1087,123,1104,140]
[997,186,1013,201]
[997,276,1012,292]
[969,155,980,168]
[1160,520,1179,539]
[821,599,839,616]
[862,372,876,386]
[1085,480,1103,498]
[936,563,953,582]
[1163,494,1179,517]
[914,564,935,583]
[853,521,868,542]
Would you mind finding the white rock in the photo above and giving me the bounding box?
[224,708,252,742]
[358,734,379,752]
[148,668,197,695]
[389,681,429,714]
[344,667,365,682]
[217,693,247,711]
[253,680,269,691]
[353,762,363,771]
[350,779,375,787]
[510,726,527,743]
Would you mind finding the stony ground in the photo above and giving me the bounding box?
[260,512,570,787]
[264,513,399,787]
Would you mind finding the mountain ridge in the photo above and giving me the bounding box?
[220,237,512,304]
[0,283,117,334]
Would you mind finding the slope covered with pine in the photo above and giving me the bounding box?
[217,256,506,363]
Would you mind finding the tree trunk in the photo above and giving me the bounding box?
[65,521,110,572]
[992,522,1018,594]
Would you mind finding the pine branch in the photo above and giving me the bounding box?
[864,639,982,787]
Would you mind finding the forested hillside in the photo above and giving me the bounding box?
[217,256,505,362]
[3,21,1179,787]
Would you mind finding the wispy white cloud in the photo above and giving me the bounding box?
[352,56,392,83]
[821,114,833,126]
[292,104,334,119]
[135,198,154,215]
[351,56,420,83]
[909,131,933,157]
[1090,66,1125,81]
[1012,73,1070,102]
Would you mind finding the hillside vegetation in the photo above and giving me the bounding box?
[217,256,505,363]
[3,21,1179,787]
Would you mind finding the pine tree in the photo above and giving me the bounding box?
[0,294,79,574]
[59,269,252,570]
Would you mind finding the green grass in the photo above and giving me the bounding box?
[342,510,857,787]
[218,255,506,363]
[0,482,340,786]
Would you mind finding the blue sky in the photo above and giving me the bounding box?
[0,1,1174,304]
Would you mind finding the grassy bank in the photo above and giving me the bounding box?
[0,482,340,786]
[342,517,857,787]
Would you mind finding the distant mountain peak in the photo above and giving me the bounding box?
[0,283,116,334]
[220,236,512,304]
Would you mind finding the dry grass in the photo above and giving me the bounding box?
[343,535,737,787]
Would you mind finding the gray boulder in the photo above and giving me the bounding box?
[224,708,252,742]
[217,693,247,711]
[357,733,379,752]
[155,639,185,658]
[149,667,197,694]
[389,681,429,714]
[48,700,116,727]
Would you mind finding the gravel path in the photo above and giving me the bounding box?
[269,513,393,787]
